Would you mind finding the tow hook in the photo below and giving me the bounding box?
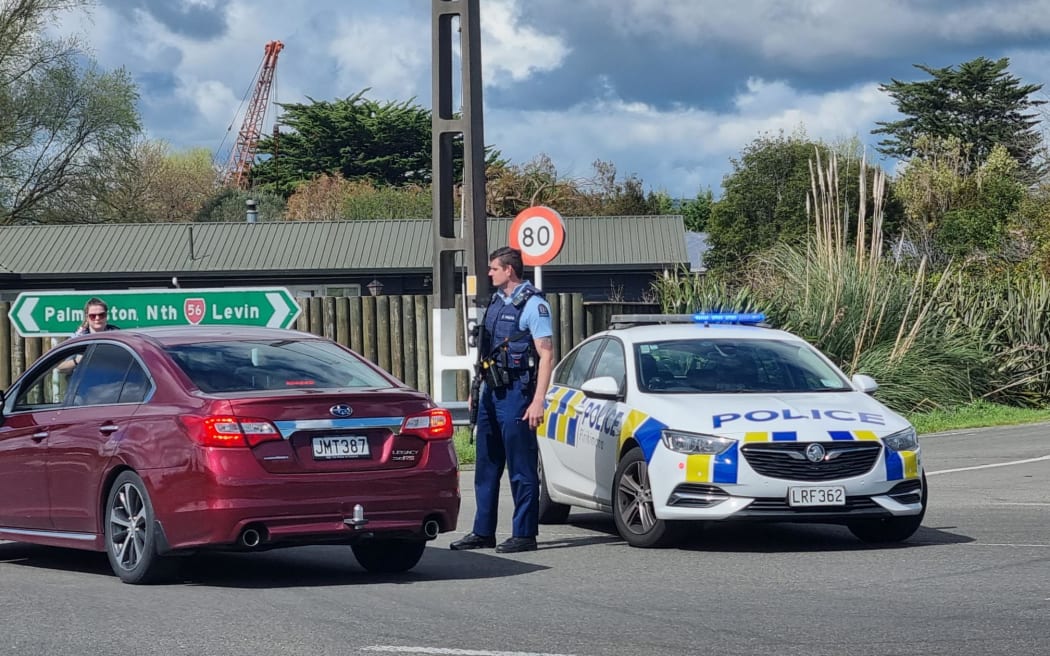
[343,503,369,529]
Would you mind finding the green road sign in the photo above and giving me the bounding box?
[8,288,301,337]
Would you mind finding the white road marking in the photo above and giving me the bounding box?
[362,648,577,656]
[961,543,1050,548]
[926,454,1050,476]
[992,502,1050,507]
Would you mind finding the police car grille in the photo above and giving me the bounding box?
[740,442,882,481]
[746,497,882,512]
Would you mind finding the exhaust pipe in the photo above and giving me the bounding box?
[240,527,263,548]
[423,519,440,540]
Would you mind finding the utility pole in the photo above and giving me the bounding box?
[430,0,488,403]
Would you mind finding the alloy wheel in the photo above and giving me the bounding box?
[108,482,147,572]
[617,459,656,534]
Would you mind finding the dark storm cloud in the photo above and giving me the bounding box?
[485,3,763,113]
[498,0,1050,114]
[130,70,203,144]
[72,0,1050,198]
[100,0,228,40]
[135,70,179,96]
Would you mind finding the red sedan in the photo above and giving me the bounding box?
[0,326,459,583]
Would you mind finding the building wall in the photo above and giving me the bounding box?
[2,268,666,302]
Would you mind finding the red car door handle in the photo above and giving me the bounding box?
[31,431,48,441]
[99,423,120,435]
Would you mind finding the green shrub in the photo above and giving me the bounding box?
[654,267,767,315]
[852,337,986,412]
[750,243,987,412]
[654,150,1050,414]
[938,272,1050,406]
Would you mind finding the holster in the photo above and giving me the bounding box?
[483,359,510,391]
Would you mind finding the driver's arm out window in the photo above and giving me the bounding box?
[13,349,88,411]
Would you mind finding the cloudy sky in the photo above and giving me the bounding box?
[55,0,1050,199]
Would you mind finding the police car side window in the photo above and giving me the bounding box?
[553,342,586,385]
[564,339,605,389]
[552,348,579,385]
[591,339,626,392]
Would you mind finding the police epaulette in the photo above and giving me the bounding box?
[511,285,544,308]
[511,288,534,308]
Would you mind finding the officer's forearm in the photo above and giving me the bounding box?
[530,349,554,407]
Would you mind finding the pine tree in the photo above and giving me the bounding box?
[873,57,1045,178]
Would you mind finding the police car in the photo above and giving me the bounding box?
[536,313,926,547]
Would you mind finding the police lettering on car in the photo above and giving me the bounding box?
[712,408,887,428]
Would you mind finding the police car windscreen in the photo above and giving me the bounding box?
[635,339,852,393]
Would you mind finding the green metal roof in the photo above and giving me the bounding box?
[0,215,686,276]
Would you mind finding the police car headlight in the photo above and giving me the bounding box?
[661,429,735,455]
[882,426,918,452]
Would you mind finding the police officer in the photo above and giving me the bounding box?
[451,247,554,553]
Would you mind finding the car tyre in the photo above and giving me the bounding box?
[613,446,682,548]
[105,471,176,584]
[538,455,570,524]
[848,474,928,544]
[352,539,427,573]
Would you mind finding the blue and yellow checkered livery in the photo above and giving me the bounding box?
[682,429,919,484]
[540,385,666,460]
[541,386,584,445]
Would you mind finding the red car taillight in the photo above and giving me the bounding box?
[181,415,283,448]
[400,408,453,440]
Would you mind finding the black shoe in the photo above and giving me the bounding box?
[449,532,496,550]
[495,536,537,553]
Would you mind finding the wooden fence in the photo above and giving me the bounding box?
[0,295,658,397]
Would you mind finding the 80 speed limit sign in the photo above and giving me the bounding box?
[509,205,566,266]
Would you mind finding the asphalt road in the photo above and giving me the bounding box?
[1,424,1047,656]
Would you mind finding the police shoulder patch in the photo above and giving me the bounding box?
[538,303,550,317]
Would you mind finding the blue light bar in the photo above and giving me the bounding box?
[692,312,766,325]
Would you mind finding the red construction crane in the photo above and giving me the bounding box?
[222,40,284,189]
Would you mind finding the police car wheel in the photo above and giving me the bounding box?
[613,447,682,548]
[538,456,570,524]
[848,474,928,543]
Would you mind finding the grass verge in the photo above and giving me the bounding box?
[453,427,476,466]
[907,400,1050,435]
